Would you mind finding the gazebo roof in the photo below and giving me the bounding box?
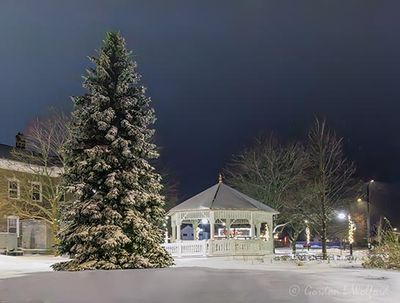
[168,182,278,213]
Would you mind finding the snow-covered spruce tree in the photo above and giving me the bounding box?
[53,32,173,270]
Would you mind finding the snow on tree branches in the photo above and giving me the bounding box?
[52,32,173,270]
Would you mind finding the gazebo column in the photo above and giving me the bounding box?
[269,216,274,240]
[226,219,231,238]
[164,227,169,243]
[210,211,215,240]
[192,220,199,240]
[176,219,181,241]
[268,215,274,252]
[250,213,255,238]
[256,223,261,239]
[171,221,176,242]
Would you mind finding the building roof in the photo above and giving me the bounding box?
[169,182,278,213]
[0,143,62,173]
[0,144,14,160]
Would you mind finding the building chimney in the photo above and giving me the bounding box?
[15,132,26,149]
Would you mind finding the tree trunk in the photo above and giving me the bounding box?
[321,221,327,260]
[290,240,297,255]
[49,221,60,255]
[320,192,328,260]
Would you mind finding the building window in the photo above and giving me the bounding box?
[7,216,19,236]
[31,182,42,202]
[8,179,20,199]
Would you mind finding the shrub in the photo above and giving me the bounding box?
[363,221,400,270]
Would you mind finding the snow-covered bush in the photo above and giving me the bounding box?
[363,224,400,270]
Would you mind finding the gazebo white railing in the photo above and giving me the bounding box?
[163,240,207,257]
[162,239,272,257]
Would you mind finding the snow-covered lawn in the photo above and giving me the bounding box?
[1,253,399,302]
[0,254,69,279]
[0,248,370,279]
[0,249,382,278]
[175,255,362,272]
[0,254,399,303]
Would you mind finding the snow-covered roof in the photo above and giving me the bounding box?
[0,143,62,175]
[0,144,14,160]
[169,182,278,213]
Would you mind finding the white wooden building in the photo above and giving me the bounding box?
[163,179,278,257]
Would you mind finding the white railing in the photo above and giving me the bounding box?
[162,239,272,257]
[163,240,207,257]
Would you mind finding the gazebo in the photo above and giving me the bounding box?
[163,178,278,257]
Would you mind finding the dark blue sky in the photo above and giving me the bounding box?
[1,0,400,200]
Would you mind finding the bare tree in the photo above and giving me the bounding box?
[305,119,357,259]
[157,166,181,211]
[281,185,314,254]
[0,111,70,248]
[225,136,308,210]
[225,136,310,252]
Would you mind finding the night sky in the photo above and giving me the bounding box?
[1,1,400,221]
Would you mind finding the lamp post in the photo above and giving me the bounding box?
[366,180,374,249]
[357,179,374,248]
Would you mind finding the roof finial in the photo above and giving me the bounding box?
[218,173,223,183]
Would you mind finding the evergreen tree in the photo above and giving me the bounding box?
[53,32,173,270]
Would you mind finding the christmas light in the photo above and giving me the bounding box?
[264,224,270,241]
[348,215,356,245]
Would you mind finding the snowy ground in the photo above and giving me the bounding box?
[0,253,399,302]
[0,248,363,279]
[0,255,69,279]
